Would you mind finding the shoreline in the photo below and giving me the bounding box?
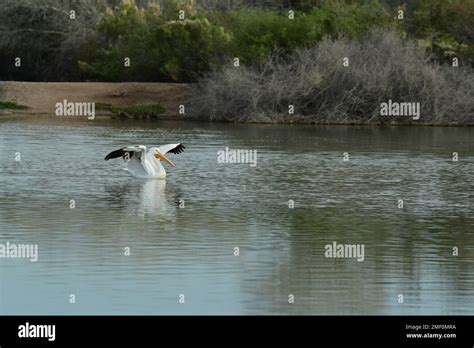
[3,113,473,128]
[0,81,191,119]
[1,81,472,127]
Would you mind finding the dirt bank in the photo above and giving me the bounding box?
[0,81,191,118]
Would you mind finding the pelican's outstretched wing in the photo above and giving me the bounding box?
[157,144,185,155]
[104,145,147,161]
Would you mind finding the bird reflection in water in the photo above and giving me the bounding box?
[104,179,180,222]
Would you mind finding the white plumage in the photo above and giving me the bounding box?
[105,143,185,179]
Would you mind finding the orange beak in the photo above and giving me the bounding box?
[154,151,176,168]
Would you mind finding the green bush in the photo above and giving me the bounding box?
[2,0,473,82]
[97,103,165,116]
[79,0,231,82]
[0,101,28,110]
[403,0,474,65]
[210,0,396,65]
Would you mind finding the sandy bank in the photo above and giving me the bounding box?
[0,81,191,118]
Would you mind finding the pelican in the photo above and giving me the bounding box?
[105,144,185,179]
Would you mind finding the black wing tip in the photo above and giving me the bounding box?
[104,148,125,161]
[169,143,185,154]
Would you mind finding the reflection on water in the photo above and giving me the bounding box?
[105,180,178,220]
[0,117,473,314]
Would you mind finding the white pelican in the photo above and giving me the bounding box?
[105,144,185,179]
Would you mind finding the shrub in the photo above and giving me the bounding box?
[209,0,395,65]
[403,0,474,66]
[186,30,474,125]
[97,103,165,117]
[0,101,28,110]
[0,0,106,81]
[79,0,232,82]
[2,0,472,83]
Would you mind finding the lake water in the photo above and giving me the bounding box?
[0,117,473,315]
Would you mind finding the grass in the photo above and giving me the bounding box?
[0,101,29,110]
[96,103,165,117]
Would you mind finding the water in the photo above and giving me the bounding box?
[0,117,473,315]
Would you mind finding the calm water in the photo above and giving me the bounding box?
[0,117,473,315]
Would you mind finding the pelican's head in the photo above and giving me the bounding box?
[154,150,176,168]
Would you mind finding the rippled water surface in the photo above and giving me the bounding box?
[0,117,473,314]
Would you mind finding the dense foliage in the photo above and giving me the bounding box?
[187,30,474,124]
[79,0,231,82]
[403,0,474,65]
[0,0,102,81]
[0,0,472,82]
[210,1,394,65]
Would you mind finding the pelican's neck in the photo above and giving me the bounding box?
[155,160,167,178]
[145,152,166,178]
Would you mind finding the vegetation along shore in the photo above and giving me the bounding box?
[0,0,473,125]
